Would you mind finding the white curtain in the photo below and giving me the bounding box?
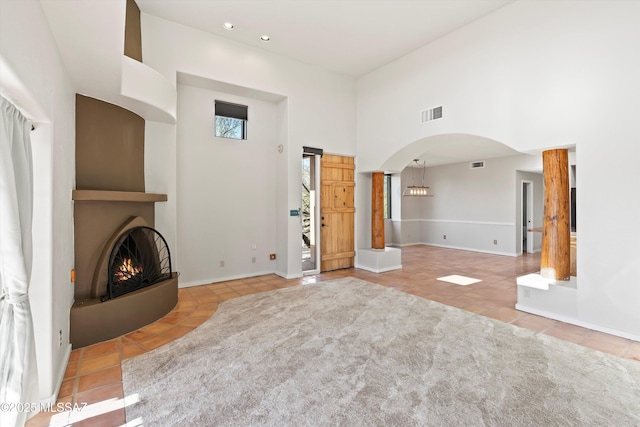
[0,96,38,427]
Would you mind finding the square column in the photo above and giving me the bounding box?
[541,149,571,281]
[371,171,385,249]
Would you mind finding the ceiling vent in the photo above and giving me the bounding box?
[470,160,485,169]
[421,106,443,123]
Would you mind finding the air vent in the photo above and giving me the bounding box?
[470,161,485,169]
[421,106,443,123]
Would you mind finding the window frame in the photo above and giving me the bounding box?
[214,100,248,140]
[383,174,392,219]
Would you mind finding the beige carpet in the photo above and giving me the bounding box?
[122,278,640,426]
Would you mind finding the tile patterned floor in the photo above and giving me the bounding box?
[26,245,640,426]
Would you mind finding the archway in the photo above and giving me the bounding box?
[360,133,544,259]
[379,133,519,173]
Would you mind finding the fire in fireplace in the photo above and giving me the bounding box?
[103,226,172,301]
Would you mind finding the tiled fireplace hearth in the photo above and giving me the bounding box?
[70,95,177,348]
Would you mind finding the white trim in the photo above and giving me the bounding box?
[516,273,550,290]
[392,242,517,257]
[393,218,515,227]
[178,270,276,288]
[275,271,304,280]
[425,243,517,257]
[39,343,71,407]
[514,304,640,342]
[354,264,403,273]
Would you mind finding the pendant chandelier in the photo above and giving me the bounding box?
[402,159,434,197]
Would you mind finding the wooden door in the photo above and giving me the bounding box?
[320,154,355,271]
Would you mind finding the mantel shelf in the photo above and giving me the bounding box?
[72,190,167,203]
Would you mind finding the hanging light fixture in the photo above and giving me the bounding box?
[402,159,434,197]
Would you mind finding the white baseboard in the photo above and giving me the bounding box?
[390,242,517,257]
[179,270,276,288]
[427,243,517,257]
[355,263,403,273]
[33,342,72,414]
[515,304,640,342]
[274,271,303,280]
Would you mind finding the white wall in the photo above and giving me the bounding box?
[142,14,356,282]
[357,1,638,170]
[516,171,544,254]
[356,1,640,337]
[144,121,177,266]
[175,84,278,285]
[1,1,75,404]
[394,154,541,256]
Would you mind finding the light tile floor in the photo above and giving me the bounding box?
[27,245,640,426]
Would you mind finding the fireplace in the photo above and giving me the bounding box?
[104,226,172,301]
[70,214,178,348]
[70,95,178,348]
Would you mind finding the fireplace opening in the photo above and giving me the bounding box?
[103,226,172,301]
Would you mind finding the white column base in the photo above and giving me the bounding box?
[355,247,402,273]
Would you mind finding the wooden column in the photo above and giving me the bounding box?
[371,172,385,249]
[541,149,571,280]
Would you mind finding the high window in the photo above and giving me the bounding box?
[215,100,247,140]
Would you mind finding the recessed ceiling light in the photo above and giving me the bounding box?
[223,22,234,30]
[260,35,270,42]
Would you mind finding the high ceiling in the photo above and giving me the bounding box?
[40,0,525,167]
[136,0,514,77]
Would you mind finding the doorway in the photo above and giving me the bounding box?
[302,154,320,273]
[522,180,534,253]
[320,154,355,271]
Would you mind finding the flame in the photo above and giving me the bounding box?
[115,258,142,282]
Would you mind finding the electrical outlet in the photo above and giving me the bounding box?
[443,235,446,239]
[220,260,225,267]
[252,243,257,250]
[269,253,276,260]
[493,240,498,245]
[252,257,256,263]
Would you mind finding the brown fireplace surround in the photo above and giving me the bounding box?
[71,95,177,348]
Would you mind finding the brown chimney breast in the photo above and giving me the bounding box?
[71,95,176,348]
